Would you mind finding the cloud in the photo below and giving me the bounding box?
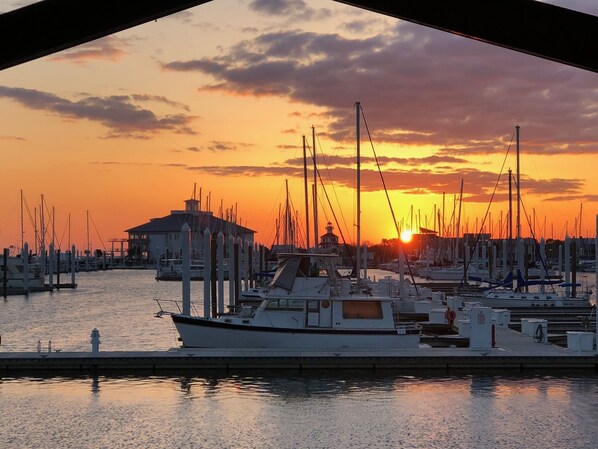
[180,159,586,204]
[49,36,130,65]
[162,19,598,156]
[248,0,331,21]
[0,86,197,138]
[0,135,26,141]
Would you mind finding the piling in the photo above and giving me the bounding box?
[203,227,211,318]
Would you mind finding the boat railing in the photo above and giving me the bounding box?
[153,299,202,318]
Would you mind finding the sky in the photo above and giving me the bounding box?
[1,0,597,254]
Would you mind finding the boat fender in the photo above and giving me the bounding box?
[445,308,457,325]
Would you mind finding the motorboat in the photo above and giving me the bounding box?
[156,257,204,281]
[168,253,422,349]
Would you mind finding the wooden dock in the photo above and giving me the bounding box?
[1,327,596,374]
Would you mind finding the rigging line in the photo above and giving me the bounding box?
[314,159,356,264]
[306,137,354,260]
[459,130,515,290]
[88,212,108,253]
[513,176,557,293]
[359,105,418,291]
[314,130,352,243]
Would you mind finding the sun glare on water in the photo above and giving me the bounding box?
[400,230,413,243]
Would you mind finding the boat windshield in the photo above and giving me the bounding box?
[271,255,323,290]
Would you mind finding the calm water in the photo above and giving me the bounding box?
[1,270,598,449]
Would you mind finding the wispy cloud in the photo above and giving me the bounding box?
[49,36,131,65]
[0,86,197,138]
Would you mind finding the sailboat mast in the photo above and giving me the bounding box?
[312,126,318,251]
[303,135,310,251]
[355,101,361,282]
[20,189,24,250]
[516,125,521,241]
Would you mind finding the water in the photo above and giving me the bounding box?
[1,373,598,448]
[1,270,598,449]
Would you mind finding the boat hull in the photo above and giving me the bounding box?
[172,314,421,349]
[459,294,591,309]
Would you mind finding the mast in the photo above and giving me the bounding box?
[516,125,521,242]
[302,135,310,251]
[355,101,361,282]
[507,168,513,276]
[455,179,464,266]
[20,189,24,250]
[312,126,318,251]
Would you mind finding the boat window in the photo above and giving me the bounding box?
[288,300,304,311]
[307,300,319,312]
[265,298,304,311]
[265,299,279,310]
[342,301,383,319]
[271,256,301,291]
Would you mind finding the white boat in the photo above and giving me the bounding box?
[168,103,421,349]
[156,258,205,281]
[169,253,422,349]
[455,286,592,309]
[0,254,45,290]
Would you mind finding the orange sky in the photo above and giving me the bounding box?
[1,0,597,254]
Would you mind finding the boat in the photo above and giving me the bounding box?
[168,253,422,349]
[156,257,205,281]
[450,126,593,310]
[454,280,592,309]
[166,102,423,349]
[0,254,45,290]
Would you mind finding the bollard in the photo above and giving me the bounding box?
[37,340,41,353]
[48,340,52,353]
[90,328,101,353]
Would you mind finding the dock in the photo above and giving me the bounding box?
[1,326,596,374]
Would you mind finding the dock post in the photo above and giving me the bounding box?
[181,224,191,316]
[48,242,54,289]
[56,250,61,289]
[217,232,224,316]
[22,243,29,294]
[363,245,368,280]
[203,227,211,318]
[71,245,76,286]
[228,233,235,309]
[243,239,249,291]
[502,239,507,277]
[540,238,546,293]
[2,248,8,298]
[90,328,101,353]
[564,234,571,297]
[236,238,242,304]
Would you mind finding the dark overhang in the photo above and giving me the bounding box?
[0,0,597,72]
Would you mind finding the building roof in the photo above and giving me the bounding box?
[126,212,255,236]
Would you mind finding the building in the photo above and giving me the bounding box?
[319,222,340,253]
[126,198,255,264]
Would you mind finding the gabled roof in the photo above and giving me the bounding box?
[126,212,255,236]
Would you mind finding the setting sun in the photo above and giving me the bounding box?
[400,230,413,243]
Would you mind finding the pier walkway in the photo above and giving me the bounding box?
[1,327,597,374]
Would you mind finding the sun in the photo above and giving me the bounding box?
[400,230,413,243]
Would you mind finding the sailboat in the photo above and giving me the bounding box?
[452,126,592,309]
[165,103,422,349]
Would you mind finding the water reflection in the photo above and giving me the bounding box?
[2,373,598,449]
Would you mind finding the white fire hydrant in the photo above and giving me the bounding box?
[90,328,101,353]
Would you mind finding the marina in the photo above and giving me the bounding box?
[1,268,596,374]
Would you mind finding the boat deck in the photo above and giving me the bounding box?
[1,326,597,374]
